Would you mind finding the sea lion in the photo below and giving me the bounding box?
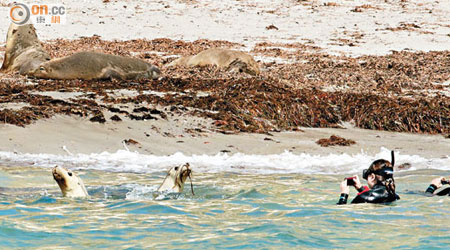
[167,48,260,75]
[157,163,194,194]
[31,51,161,80]
[52,166,89,198]
[0,23,50,75]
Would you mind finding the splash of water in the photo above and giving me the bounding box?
[0,148,447,174]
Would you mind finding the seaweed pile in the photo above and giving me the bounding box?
[0,37,448,134]
[44,37,450,95]
[0,73,447,134]
[316,135,356,147]
[114,77,448,133]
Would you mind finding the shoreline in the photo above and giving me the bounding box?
[0,115,448,158]
[0,1,449,249]
[0,0,449,162]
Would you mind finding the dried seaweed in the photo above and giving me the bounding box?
[123,139,139,145]
[110,115,122,121]
[0,37,448,135]
[316,135,356,147]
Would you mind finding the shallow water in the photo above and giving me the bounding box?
[0,149,449,249]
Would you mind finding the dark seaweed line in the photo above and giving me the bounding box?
[0,75,448,134]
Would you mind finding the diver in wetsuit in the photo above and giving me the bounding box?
[425,177,450,196]
[337,151,400,205]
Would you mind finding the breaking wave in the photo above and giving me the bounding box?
[0,147,448,175]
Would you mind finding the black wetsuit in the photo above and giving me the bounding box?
[425,184,450,196]
[337,184,400,205]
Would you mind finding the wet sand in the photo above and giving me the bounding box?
[0,115,448,158]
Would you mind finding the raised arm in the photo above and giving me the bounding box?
[425,177,446,196]
[337,179,350,205]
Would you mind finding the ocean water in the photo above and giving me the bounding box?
[0,148,449,249]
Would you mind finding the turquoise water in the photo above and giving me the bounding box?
[0,165,449,249]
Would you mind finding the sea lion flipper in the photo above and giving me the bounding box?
[102,68,125,80]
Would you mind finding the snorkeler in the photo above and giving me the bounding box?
[425,177,450,196]
[337,151,400,205]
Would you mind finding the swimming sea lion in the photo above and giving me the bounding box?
[1,23,50,75]
[166,48,260,75]
[31,51,161,80]
[52,166,89,198]
[157,163,194,194]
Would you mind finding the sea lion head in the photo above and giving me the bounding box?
[1,23,50,73]
[228,58,260,76]
[18,53,51,75]
[30,62,55,79]
[149,65,161,80]
[6,23,41,53]
[157,163,193,193]
[52,166,88,198]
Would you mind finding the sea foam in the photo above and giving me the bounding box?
[0,147,448,175]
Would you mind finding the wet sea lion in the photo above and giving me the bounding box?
[0,23,50,75]
[157,163,194,194]
[167,48,260,75]
[31,51,161,80]
[52,166,89,198]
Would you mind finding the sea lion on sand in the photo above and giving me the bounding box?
[31,51,161,80]
[52,166,88,198]
[0,23,50,75]
[166,48,260,75]
[157,163,194,194]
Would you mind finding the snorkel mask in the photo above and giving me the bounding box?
[362,150,395,180]
[362,165,394,180]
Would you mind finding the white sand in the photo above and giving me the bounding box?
[0,0,449,56]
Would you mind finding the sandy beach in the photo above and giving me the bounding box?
[0,114,448,159]
[1,0,449,56]
[1,2,450,249]
[0,0,449,158]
